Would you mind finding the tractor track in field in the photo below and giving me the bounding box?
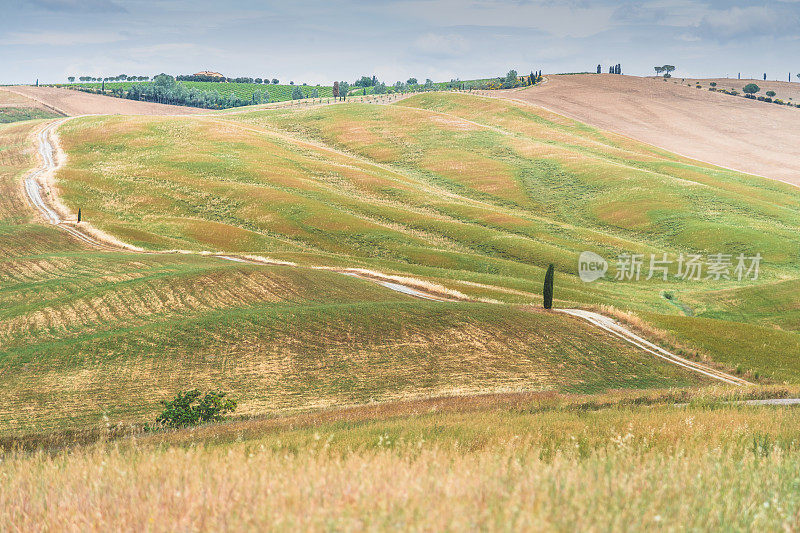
[22,116,752,387]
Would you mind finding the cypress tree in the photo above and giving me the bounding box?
[77,208,81,223]
[597,64,601,74]
[543,264,554,309]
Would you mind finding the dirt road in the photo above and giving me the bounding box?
[502,74,800,185]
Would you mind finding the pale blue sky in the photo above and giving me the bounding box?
[3,0,800,85]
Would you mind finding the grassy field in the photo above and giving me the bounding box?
[4,86,800,531]
[0,107,62,123]
[3,92,799,432]
[3,389,800,530]
[49,92,800,382]
[0,115,712,437]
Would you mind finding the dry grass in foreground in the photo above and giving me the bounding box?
[2,387,800,531]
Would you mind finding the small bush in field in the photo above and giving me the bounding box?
[156,389,237,428]
[742,83,760,95]
[766,90,776,97]
[710,82,717,87]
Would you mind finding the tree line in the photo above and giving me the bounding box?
[597,64,623,74]
[64,68,547,109]
[69,74,150,83]
[176,74,282,84]
[99,74,256,109]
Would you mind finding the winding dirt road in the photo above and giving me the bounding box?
[22,117,751,387]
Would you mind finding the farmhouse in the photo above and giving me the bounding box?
[193,71,224,78]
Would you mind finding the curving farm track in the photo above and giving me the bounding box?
[23,117,752,387]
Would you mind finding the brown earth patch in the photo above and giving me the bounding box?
[3,86,208,116]
[500,74,800,185]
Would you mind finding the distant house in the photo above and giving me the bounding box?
[193,71,224,78]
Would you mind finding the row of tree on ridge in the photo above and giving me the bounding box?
[61,69,546,109]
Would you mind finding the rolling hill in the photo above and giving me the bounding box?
[4,77,800,529]
[2,81,800,436]
[1,86,207,116]
[505,74,800,185]
[0,112,718,436]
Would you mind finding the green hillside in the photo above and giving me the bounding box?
[4,91,800,436]
[0,114,713,436]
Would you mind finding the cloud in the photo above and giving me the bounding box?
[412,33,470,58]
[0,30,125,45]
[694,4,800,42]
[27,0,127,13]
[613,3,670,24]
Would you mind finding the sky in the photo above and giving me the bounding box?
[2,0,800,85]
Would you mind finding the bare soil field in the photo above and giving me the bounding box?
[0,90,44,108]
[1,86,207,116]
[504,74,800,185]
[682,77,800,103]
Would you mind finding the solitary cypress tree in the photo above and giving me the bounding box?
[77,208,81,223]
[543,264,554,309]
[597,64,601,74]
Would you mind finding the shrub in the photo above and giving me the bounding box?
[742,83,760,95]
[775,99,785,105]
[155,389,237,428]
[766,90,776,97]
[710,82,717,87]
